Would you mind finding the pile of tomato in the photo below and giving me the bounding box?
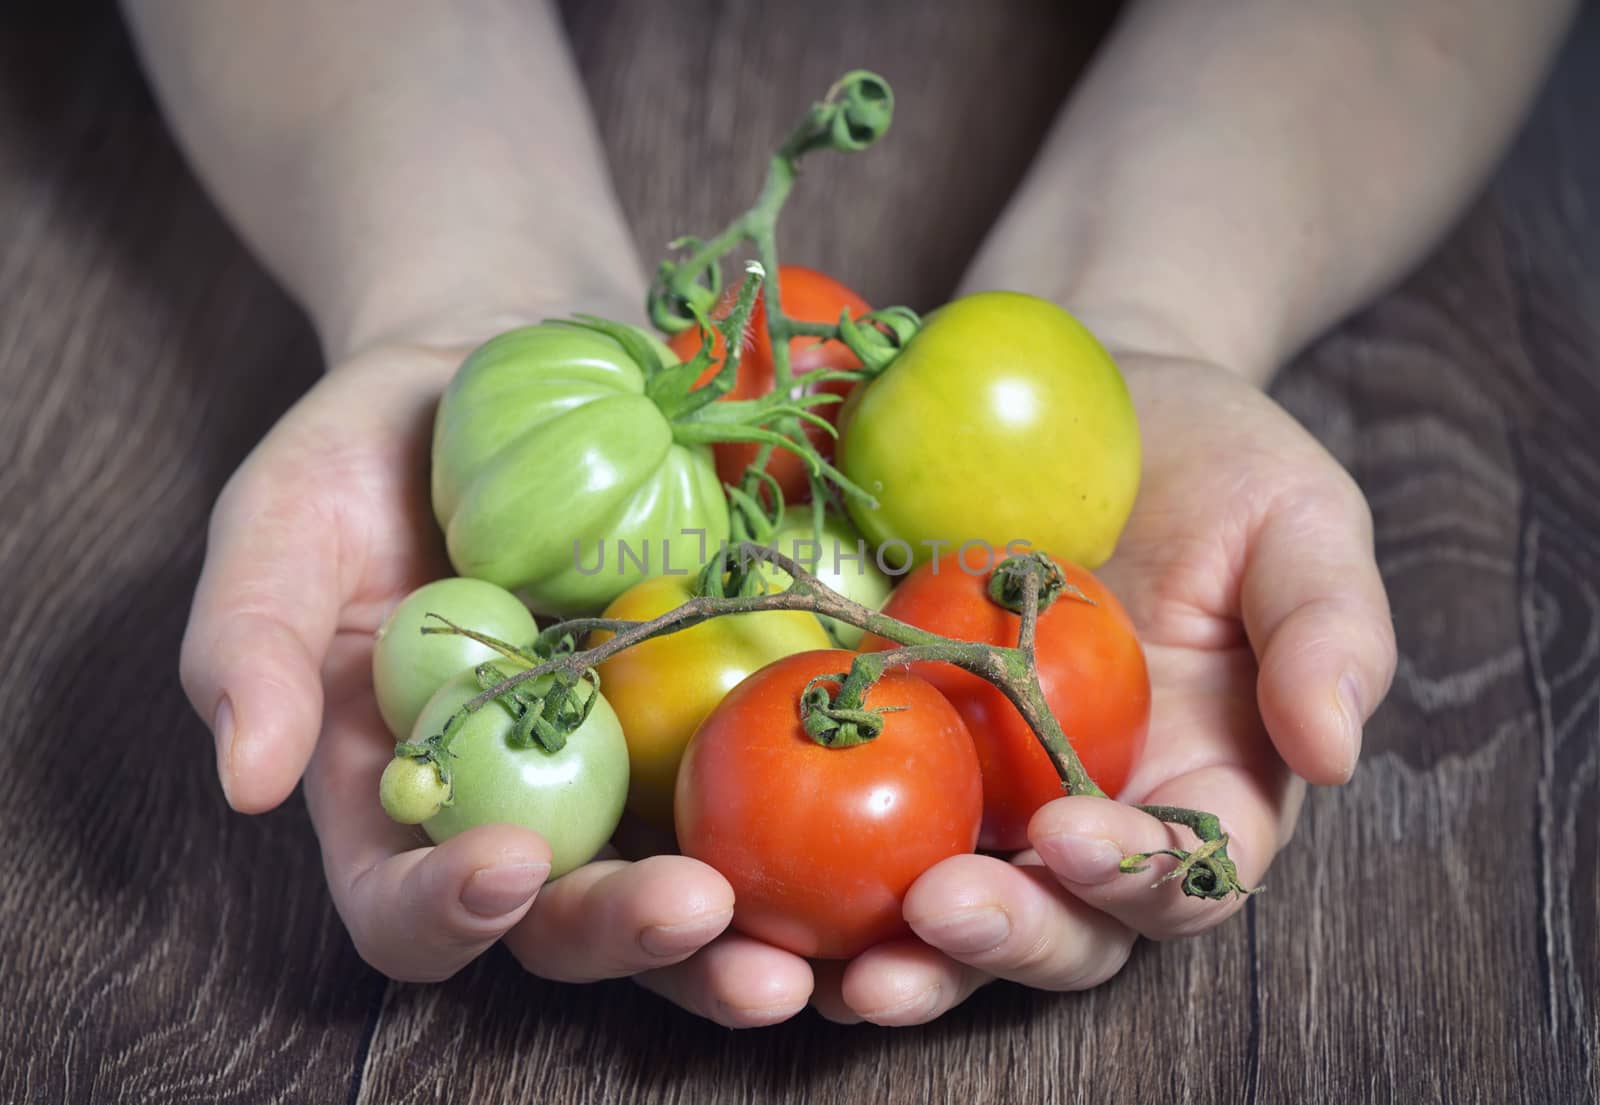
[374,267,1150,959]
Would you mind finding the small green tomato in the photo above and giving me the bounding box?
[379,757,450,824]
[765,509,894,646]
[413,660,629,877]
[373,577,538,738]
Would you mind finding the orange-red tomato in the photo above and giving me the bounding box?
[861,554,1150,851]
[675,650,982,959]
[667,265,870,503]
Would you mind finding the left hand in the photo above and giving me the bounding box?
[808,353,1397,1024]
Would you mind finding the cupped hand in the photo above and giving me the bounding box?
[809,354,1397,1025]
[179,340,804,1020]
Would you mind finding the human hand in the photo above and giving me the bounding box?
[807,353,1397,1024]
[178,339,784,1013]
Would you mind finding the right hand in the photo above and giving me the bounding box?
[180,340,814,1023]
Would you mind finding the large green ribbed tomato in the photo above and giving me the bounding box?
[838,292,1140,570]
[432,322,730,617]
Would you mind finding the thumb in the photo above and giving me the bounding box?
[1242,482,1397,785]
[180,456,340,813]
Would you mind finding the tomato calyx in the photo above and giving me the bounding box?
[469,664,603,754]
[835,305,922,374]
[986,552,1093,617]
[381,659,605,826]
[798,672,906,748]
[1120,806,1261,901]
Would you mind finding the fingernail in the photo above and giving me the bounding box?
[639,908,734,957]
[214,696,238,803]
[460,863,548,918]
[914,908,1011,955]
[1036,834,1124,884]
[1337,673,1364,775]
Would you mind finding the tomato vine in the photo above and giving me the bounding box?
[406,545,1256,901]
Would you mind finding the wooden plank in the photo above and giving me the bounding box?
[0,7,383,1104]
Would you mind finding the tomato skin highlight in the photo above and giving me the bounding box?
[675,649,982,959]
[668,265,870,503]
[838,291,1140,570]
[592,574,832,828]
[861,555,1149,852]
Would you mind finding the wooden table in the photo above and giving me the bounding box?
[3,3,1595,1102]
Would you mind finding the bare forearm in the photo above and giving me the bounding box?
[961,0,1576,383]
[123,0,642,361]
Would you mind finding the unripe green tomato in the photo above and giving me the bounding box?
[372,578,538,739]
[414,660,629,877]
[764,509,893,646]
[839,292,1140,570]
[432,323,731,616]
[379,757,450,824]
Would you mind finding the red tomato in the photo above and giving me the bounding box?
[667,266,870,503]
[861,554,1150,851]
[675,649,981,959]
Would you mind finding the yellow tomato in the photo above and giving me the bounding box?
[592,574,832,827]
[838,291,1140,569]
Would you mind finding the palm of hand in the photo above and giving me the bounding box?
[805,354,1394,1024]
[186,346,757,998]
[186,342,1391,1024]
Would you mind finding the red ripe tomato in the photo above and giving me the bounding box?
[675,649,982,959]
[861,554,1149,852]
[667,265,870,503]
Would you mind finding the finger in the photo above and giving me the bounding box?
[834,939,989,1027]
[807,959,863,1025]
[1242,484,1397,784]
[502,855,735,982]
[180,456,341,813]
[635,932,814,1028]
[901,854,1134,994]
[305,633,552,981]
[1030,767,1289,940]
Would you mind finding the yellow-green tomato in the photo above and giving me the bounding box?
[372,578,538,739]
[414,661,629,877]
[838,292,1140,570]
[764,509,893,646]
[379,757,449,824]
[591,574,832,828]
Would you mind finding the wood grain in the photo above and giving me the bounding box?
[0,2,1594,1103]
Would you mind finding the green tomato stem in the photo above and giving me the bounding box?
[646,72,912,515]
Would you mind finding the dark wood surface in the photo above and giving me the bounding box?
[2,2,1595,1102]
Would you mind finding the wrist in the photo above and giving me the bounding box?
[323,269,648,371]
[957,252,1282,389]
